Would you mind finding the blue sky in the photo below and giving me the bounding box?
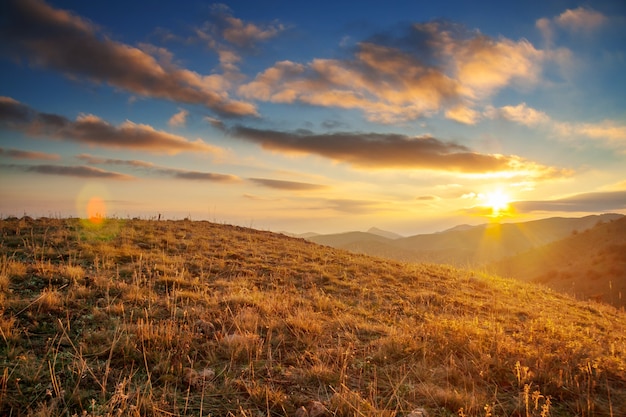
[1,0,625,234]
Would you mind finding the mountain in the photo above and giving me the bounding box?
[487,216,626,308]
[308,230,393,247]
[438,223,476,233]
[367,227,403,239]
[2,217,625,416]
[307,214,624,267]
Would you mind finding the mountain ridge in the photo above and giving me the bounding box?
[487,215,626,307]
[392,213,623,263]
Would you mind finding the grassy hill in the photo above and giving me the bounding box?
[487,216,626,308]
[1,217,625,417]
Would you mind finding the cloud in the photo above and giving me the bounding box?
[537,7,608,44]
[0,0,257,117]
[416,195,439,201]
[554,120,626,147]
[161,169,239,182]
[511,190,626,213]
[204,116,225,129]
[484,102,550,126]
[205,4,285,48]
[231,125,564,177]
[556,7,607,33]
[76,154,155,168]
[238,21,544,124]
[325,199,383,214]
[486,102,626,149]
[0,147,60,160]
[0,97,222,155]
[192,4,285,75]
[220,15,284,48]
[445,104,481,125]
[168,109,189,127]
[77,153,239,182]
[248,178,328,191]
[1,163,134,180]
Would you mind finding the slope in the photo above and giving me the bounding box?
[487,216,626,308]
[1,217,625,417]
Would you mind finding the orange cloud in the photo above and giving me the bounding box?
[1,0,257,117]
[239,21,545,124]
[450,36,543,99]
[0,97,222,155]
[207,4,285,48]
[222,16,284,47]
[231,126,565,177]
[484,103,550,126]
[168,109,189,127]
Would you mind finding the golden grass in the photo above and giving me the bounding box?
[0,217,625,416]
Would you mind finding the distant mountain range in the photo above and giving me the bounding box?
[305,213,623,265]
[300,213,626,306]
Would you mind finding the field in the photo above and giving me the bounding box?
[1,217,625,416]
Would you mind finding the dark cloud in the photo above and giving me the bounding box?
[0,147,59,160]
[416,195,438,201]
[77,153,239,182]
[0,0,257,117]
[76,154,155,168]
[326,199,382,214]
[1,163,133,180]
[249,178,328,191]
[231,126,545,173]
[0,97,220,155]
[511,190,626,213]
[163,169,239,182]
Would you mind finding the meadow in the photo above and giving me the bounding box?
[1,217,625,416]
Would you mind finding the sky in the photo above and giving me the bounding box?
[0,0,625,235]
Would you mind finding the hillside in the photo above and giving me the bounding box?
[1,217,626,417]
[487,216,626,308]
[308,214,624,267]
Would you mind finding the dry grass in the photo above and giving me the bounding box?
[1,217,625,417]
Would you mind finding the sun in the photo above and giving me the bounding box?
[484,189,511,217]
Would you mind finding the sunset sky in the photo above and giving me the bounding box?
[1,0,625,234]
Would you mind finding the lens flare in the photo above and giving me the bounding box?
[76,184,110,226]
[86,196,106,224]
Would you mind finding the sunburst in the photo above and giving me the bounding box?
[485,189,511,217]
